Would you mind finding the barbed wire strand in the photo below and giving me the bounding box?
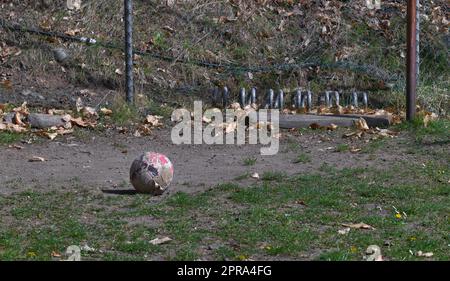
[0,18,396,84]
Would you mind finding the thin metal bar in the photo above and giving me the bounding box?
[124,0,134,104]
[416,0,420,81]
[407,0,418,121]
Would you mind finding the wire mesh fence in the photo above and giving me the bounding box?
[0,0,448,113]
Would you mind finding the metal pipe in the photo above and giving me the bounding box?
[239,88,246,108]
[324,91,331,107]
[250,88,257,105]
[334,91,340,107]
[295,89,302,108]
[124,0,134,104]
[266,89,274,109]
[352,92,358,107]
[362,92,368,108]
[407,0,418,121]
[223,86,229,108]
[277,90,284,109]
[306,91,312,110]
[416,0,420,81]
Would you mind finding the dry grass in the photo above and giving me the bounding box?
[0,0,448,112]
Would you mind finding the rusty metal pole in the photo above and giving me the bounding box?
[124,0,134,104]
[406,0,418,121]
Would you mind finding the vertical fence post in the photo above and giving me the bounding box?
[416,0,420,82]
[124,0,134,104]
[406,0,418,121]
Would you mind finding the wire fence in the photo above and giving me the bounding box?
[0,0,448,112]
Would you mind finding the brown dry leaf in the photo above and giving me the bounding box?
[71,117,88,127]
[8,123,28,133]
[81,107,97,117]
[326,123,338,131]
[0,79,13,89]
[29,156,46,162]
[309,123,322,130]
[100,107,113,115]
[343,131,363,138]
[137,124,152,136]
[51,251,62,258]
[416,251,434,258]
[145,115,163,127]
[355,118,369,131]
[350,147,362,153]
[56,128,74,135]
[64,28,81,36]
[423,112,438,128]
[230,102,241,110]
[8,144,24,150]
[44,132,58,140]
[48,109,68,115]
[13,102,29,115]
[342,223,375,230]
[375,128,398,138]
[149,237,172,245]
[331,105,344,115]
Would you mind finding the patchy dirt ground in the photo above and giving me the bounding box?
[0,126,445,196]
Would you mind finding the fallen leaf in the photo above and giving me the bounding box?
[416,251,433,258]
[343,131,363,138]
[251,172,260,179]
[81,106,97,117]
[230,102,241,110]
[326,123,338,131]
[145,115,163,127]
[29,156,46,162]
[71,117,88,127]
[100,107,112,115]
[423,112,438,128]
[338,228,351,235]
[7,123,28,133]
[51,251,61,258]
[44,132,58,140]
[150,237,172,245]
[355,118,369,131]
[342,222,375,230]
[331,105,344,115]
[350,147,362,153]
[8,144,24,149]
[309,123,322,130]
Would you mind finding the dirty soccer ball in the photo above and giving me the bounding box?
[130,152,174,195]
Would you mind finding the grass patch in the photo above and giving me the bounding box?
[396,118,450,144]
[261,171,285,181]
[335,144,349,152]
[243,158,257,166]
[0,158,448,261]
[0,132,21,144]
[111,99,140,125]
[293,153,311,164]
